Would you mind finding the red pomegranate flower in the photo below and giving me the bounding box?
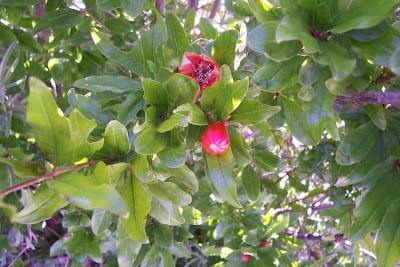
[202,121,230,155]
[178,52,221,102]
[260,240,271,247]
[241,254,251,262]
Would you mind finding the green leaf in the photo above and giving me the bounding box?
[69,110,100,161]
[248,0,280,22]
[117,91,147,126]
[13,29,42,53]
[242,165,260,202]
[253,149,280,173]
[329,0,400,33]
[142,79,169,113]
[276,15,320,53]
[48,171,128,216]
[298,58,321,86]
[149,197,185,226]
[211,30,239,66]
[134,108,168,155]
[97,120,130,156]
[307,70,336,142]
[97,0,121,11]
[166,74,199,113]
[247,21,301,61]
[0,0,43,6]
[68,89,111,127]
[185,8,196,32]
[66,227,102,263]
[390,47,400,75]
[252,57,305,92]
[281,97,317,146]
[91,29,145,75]
[204,148,242,208]
[266,214,289,238]
[174,103,209,126]
[186,124,206,149]
[164,13,190,69]
[116,223,142,267]
[165,164,198,191]
[0,158,45,178]
[215,78,249,120]
[92,161,128,184]
[157,114,188,133]
[365,105,387,130]
[74,75,141,94]
[199,18,218,39]
[131,155,155,183]
[230,99,281,126]
[312,42,356,80]
[349,172,400,267]
[170,242,192,258]
[33,8,82,33]
[352,27,400,69]
[119,172,151,243]
[158,130,187,168]
[336,121,381,165]
[153,223,173,248]
[91,209,113,235]
[147,181,192,206]
[182,206,209,225]
[121,0,146,18]
[15,184,68,224]
[227,126,252,165]
[105,18,133,34]
[27,77,74,166]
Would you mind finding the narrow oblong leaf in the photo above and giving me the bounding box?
[211,30,239,66]
[230,99,281,126]
[165,164,198,192]
[147,181,192,206]
[242,165,260,202]
[119,172,151,243]
[149,197,185,226]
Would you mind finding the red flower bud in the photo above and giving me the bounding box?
[178,52,221,102]
[260,240,271,247]
[202,121,230,155]
[241,254,251,262]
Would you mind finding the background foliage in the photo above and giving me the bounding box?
[0,0,400,266]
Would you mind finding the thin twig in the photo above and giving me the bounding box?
[72,3,113,36]
[8,246,29,267]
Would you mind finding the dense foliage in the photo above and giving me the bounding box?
[0,0,400,266]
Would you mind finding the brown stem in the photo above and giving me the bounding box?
[281,230,345,243]
[335,91,400,106]
[209,0,221,19]
[0,159,109,197]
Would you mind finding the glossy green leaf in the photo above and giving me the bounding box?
[298,58,321,86]
[147,181,192,206]
[91,29,145,75]
[313,42,356,80]
[121,0,146,18]
[157,114,188,133]
[390,47,400,75]
[253,149,280,173]
[248,21,301,61]
[158,130,187,168]
[27,77,74,166]
[153,223,173,248]
[252,57,305,92]
[0,158,45,178]
[91,209,113,236]
[365,105,387,130]
[97,120,130,156]
[199,18,218,39]
[66,227,102,263]
[211,30,239,66]
[266,213,289,238]
[142,79,169,113]
[15,184,68,224]
[164,13,190,69]
[336,121,381,165]
[74,75,140,94]
[116,223,142,267]
[165,164,198,192]
[204,148,242,208]
[48,171,128,216]
[92,161,128,185]
[149,197,185,226]
[174,103,209,126]
[166,74,199,113]
[131,155,155,183]
[329,0,400,33]
[248,0,280,22]
[119,172,150,243]
[182,206,209,225]
[242,165,260,202]
[227,126,252,165]
[97,0,121,11]
[0,0,43,6]
[134,114,168,155]
[215,78,249,120]
[33,8,82,33]
[230,99,281,125]
[281,97,317,146]
[117,91,147,126]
